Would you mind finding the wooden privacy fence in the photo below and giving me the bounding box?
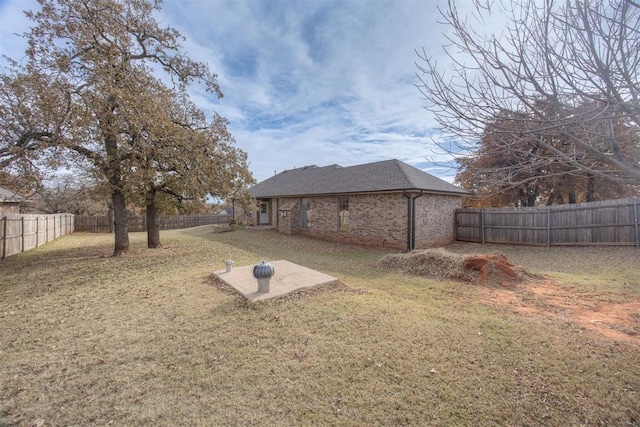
[1,213,75,260]
[455,197,640,247]
[75,214,233,233]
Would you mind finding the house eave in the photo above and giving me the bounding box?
[251,188,469,199]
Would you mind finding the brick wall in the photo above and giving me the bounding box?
[414,194,462,248]
[267,192,462,250]
[275,198,300,235]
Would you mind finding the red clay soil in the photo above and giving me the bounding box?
[462,254,530,286]
[472,279,640,348]
[462,254,640,347]
[379,249,640,347]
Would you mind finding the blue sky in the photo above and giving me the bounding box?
[0,0,475,183]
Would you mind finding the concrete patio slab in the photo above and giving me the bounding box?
[213,260,340,301]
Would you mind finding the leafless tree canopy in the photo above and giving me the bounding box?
[416,0,640,191]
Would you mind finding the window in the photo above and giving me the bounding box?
[338,197,349,230]
[301,198,312,229]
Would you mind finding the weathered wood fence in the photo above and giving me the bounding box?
[74,214,233,233]
[1,213,75,260]
[455,197,640,247]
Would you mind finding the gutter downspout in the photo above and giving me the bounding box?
[403,191,424,252]
[411,191,424,250]
[403,192,412,251]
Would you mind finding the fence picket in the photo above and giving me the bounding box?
[456,197,639,246]
[74,214,233,233]
[0,213,75,259]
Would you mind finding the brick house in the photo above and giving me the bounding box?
[249,159,468,251]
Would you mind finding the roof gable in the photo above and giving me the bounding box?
[250,159,467,198]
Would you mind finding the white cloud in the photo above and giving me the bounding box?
[161,0,459,181]
[1,0,470,183]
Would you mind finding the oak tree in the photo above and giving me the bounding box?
[19,0,222,256]
[0,70,73,195]
[122,78,253,248]
[455,106,639,207]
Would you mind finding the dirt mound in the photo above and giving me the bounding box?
[378,248,535,286]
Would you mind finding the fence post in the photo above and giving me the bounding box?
[480,209,485,244]
[1,217,6,260]
[634,196,639,248]
[21,216,25,252]
[547,207,551,247]
[453,211,458,242]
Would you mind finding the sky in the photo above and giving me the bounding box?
[0,0,477,183]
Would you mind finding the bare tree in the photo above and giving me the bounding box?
[416,0,640,190]
[36,172,107,215]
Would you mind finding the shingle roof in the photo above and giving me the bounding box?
[0,186,24,202]
[250,159,468,198]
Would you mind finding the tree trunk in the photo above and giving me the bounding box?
[107,205,114,233]
[546,192,556,206]
[146,190,161,248]
[103,94,129,256]
[112,188,129,256]
[585,174,595,202]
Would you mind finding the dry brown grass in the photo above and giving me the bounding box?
[1,227,639,426]
[377,244,640,346]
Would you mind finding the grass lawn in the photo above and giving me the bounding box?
[1,226,639,426]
